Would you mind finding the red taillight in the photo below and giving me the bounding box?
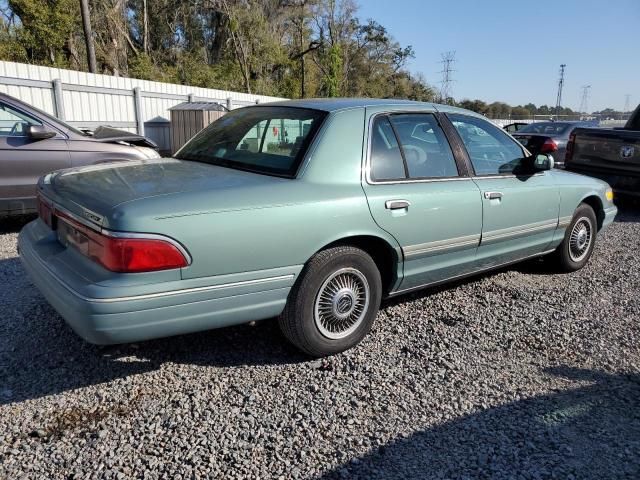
[56,212,188,273]
[565,132,576,163]
[37,194,53,229]
[94,236,188,273]
[540,138,558,153]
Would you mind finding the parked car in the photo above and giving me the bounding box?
[503,122,528,134]
[512,121,594,168]
[0,92,159,217]
[19,99,617,357]
[565,104,640,197]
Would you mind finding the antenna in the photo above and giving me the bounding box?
[438,51,456,104]
[555,64,566,118]
[578,85,591,115]
[624,94,631,113]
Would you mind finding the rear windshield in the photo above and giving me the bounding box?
[517,122,571,135]
[175,106,327,177]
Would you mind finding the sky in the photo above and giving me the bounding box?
[357,0,639,112]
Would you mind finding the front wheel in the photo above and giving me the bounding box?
[278,246,382,357]
[551,203,597,272]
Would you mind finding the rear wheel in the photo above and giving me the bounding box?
[279,246,382,357]
[551,203,597,272]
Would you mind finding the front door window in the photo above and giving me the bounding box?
[0,102,41,137]
[448,113,525,176]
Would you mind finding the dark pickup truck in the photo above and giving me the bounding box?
[565,105,640,197]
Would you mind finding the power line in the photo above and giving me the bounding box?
[438,51,456,104]
[624,94,631,113]
[578,85,591,114]
[555,64,566,118]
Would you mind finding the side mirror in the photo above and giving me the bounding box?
[533,153,554,171]
[26,124,56,140]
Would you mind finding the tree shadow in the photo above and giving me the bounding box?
[316,367,640,480]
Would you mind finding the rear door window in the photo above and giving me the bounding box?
[389,114,459,179]
[369,113,459,181]
[369,116,406,181]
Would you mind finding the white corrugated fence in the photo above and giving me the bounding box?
[0,61,285,151]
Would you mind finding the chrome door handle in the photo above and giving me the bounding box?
[385,199,411,210]
[484,191,503,200]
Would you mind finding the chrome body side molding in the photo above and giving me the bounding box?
[481,219,558,244]
[403,233,481,259]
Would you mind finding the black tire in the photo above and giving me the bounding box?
[551,203,598,272]
[278,246,382,357]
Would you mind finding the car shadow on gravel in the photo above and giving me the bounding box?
[317,367,640,480]
[1,252,305,405]
[381,257,555,308]
[0,214,36,234]
[0,305,305,406]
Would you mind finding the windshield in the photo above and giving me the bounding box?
[175,106,327,177]
[517,122,571,135]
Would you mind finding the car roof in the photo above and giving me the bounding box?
[262,98,438,112]
[257,98,489,121]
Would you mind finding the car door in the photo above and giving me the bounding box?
[361,110,482,292]
[0,101,70,215]
[445,113,559,268]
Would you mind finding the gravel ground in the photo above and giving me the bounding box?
[0,207,639,479]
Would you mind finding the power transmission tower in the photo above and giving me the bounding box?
[624,94,631,113]
[555,64,566,118]
[578,85,591,115]
[438,51,456,104]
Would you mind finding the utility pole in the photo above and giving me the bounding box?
[555,64,566,118]
[438,51,456,104]
[624,94,631,113]
[80,0,97,73]
[578,85,591,116]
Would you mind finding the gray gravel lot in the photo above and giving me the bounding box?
[1,207,639,479]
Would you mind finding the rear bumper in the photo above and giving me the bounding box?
[19,221,297,345]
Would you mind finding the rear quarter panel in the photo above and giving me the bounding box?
[109,108,401,281]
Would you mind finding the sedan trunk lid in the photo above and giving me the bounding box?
[39,158,288,228]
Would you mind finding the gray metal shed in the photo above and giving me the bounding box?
[144,116,171,156]
[169,101,228,154]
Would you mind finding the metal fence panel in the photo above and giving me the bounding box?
[0,61,285,139]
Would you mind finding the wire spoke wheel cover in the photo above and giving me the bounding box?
[314,267,370,340]
[568,216,593,262]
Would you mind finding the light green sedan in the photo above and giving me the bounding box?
[19,99,617,357]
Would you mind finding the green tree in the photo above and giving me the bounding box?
[321,43,342,97]
[511,106,530,118]
[8,0,81,68]
[0,0,437,100]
